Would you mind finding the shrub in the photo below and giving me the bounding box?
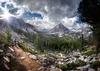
[82,48,95,56]
[75,59,87,66]
[0,30,12,46]
[58,63,77,71]
[18,42,37,55]
[90,61,100,70]
[57,60,86,71]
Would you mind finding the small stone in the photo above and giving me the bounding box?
[98,68,100,71]
[88,68,95,71]
[3,57,10,62]
[0,49,3,52]
[4,63,10,70]
[50,65,56,71]
[29,55,37,60]
[20,57,25,60]
[9,47,14,52]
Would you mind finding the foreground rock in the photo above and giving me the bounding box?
[0,43,99,71]
[0,44,61,71]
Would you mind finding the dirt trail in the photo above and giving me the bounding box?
[12,46,41,71]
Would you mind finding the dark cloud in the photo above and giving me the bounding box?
[13,0,47,12]
[48,0,81,22]
[0,1,19,15]
[12,0,81,22]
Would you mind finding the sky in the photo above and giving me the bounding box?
[0,0,89,31]
[12,0,81,22]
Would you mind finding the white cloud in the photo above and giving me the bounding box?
[27,15,55,30]
[62,17,77,27]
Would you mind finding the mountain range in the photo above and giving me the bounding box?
[0,16,84,42]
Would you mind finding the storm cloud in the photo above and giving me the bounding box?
[13,0,81,22]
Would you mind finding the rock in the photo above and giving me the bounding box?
[88,68,95,71]
[38,66,44,71]
[77,64,90,71]
[20,57,25,60]
[50,65,62,71]
[73,51,81,56]
[29,55,37,60]
[4,63,10,70]
[97,68,100,71]
[90,57,96,62]
[50,65,55,71]
[0,49,3,52]
[3,57,10,62]
[79,56,85,61]
[8,47,14,52]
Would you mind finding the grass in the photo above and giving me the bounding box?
[82,48,96,56]
[18,42,38,55]
[57,59,87,70]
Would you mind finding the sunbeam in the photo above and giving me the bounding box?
[1,11,14,22]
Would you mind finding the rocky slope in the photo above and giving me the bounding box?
[0,42,61,71]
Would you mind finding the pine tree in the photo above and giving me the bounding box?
[34,34,42,51]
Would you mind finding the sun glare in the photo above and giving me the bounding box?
[1,12,13,22]
[2,12,11,19]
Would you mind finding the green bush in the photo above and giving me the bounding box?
[57,60,86,71]
[82,48,95,56]
[90,61,100,70]
[18,42,37,54]
[75,59,87,66]
[57,64,68,71]
[0,30,12,46]
[58,63,77,71]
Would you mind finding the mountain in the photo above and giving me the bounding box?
[7,17,37,33]
[48,23,70,36]
[0,16,37,42]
